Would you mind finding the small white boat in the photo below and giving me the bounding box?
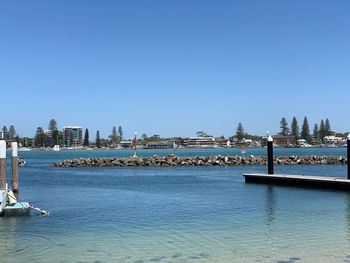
[19,158,26,167]
[0,184,30,216]
[18,147,31,152]
[53,145,60,152]
[0,184,49,217]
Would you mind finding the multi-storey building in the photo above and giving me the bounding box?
[63,126,82,148]
[44,129,53,138]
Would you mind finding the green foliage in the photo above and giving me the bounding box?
[34,127,45,147]
[9,125,16,140]
[279,117,289,136]
[319,119,326,141]
[52,129,60,146]
[236,122,245,141]
[118,126,123,141]
[149,134,161,142]
[2,126,9,140]
[325,118,331,136]
[141,133,148,141]
[48,119,58,131]
[313,123,320,143]
[196,131,207,137]
[110,126,118,144]
[301,116,311,143]
[83,128,89,147]
[95,130,101,148]
[290,117,299,139]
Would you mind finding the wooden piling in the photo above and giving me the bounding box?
[347,134,350,180]
[0,140,6,189]
[11,142,19,194]
[267,136,274,175]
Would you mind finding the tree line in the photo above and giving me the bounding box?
[1,119,125,148]
[279,116,332,143]
[234,117,334,144]
[1,117,341,148]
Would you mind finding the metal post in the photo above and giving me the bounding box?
[267,136,274,175]
[0,140,6,189]
[347,134,350,180]
[11,142,19,194]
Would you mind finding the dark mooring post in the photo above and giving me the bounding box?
[267,136,274,175]
[0,140,6,189]
[347,134,350,180]
[11,142,19,194]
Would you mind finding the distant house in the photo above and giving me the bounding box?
[144,142,174,149]
[323,136,343,145]
[272,135,296,148]
[215,137,227,147]
[236,138,254,147]
[120,140,132,148]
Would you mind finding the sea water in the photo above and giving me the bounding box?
[1,148,350,263]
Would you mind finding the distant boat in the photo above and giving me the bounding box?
[19,158,26,167]
[0,184,30,216]
[240,148,246,154]
[18,147,31,152]
[53,145,60,152]
[0,184,48,216]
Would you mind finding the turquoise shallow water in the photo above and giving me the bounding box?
[1,148,350,262]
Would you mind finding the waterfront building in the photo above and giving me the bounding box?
[144,142,174,149]
[44,129,53,138]
[323,135,343,145]
[215,137,227,147]
[272,135,296,148]
[186,137,216,148]
[63,126,82,148]
[119,140,132,148]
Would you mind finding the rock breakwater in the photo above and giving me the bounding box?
[52,155,348,168]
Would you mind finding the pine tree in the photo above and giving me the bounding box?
[9,125,16,140]
[290,117,299,139]
[319,119,326,142]
[118,126,123,141]
[48,119,58,131]
[83,128,89,147]
[111,126,118,144]
[325,118,331,136]
[52,130,60,146]
[141,133,148,141]
[95,130,101,148]
[279,117,289,136]
[34,127,44,147]
[236,122,245,141]
[313,123,319,143]
[301,116,311,143]
[2,126,9,140]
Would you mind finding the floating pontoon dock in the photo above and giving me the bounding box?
[243,173,350,190]
[243,134,350,190]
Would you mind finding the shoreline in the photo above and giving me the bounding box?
[52,155,348,168]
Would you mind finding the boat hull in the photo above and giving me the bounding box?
[0,202,31,217]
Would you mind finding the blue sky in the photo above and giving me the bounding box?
[0,1,349,139]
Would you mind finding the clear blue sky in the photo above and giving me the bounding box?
[1,1,349,139]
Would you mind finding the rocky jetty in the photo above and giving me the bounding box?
[52,155,348,168]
